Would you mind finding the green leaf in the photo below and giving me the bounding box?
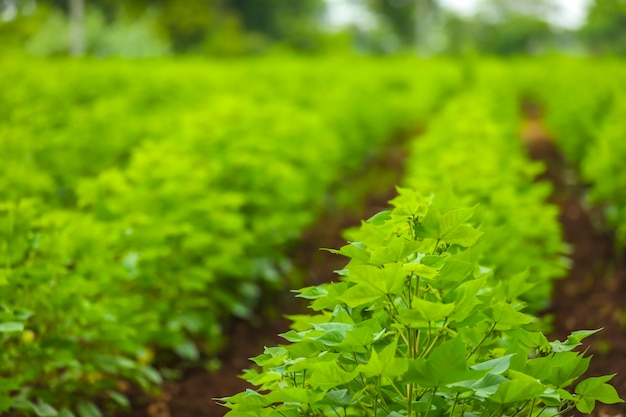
[526,352,590,388]
[31,403,58,417]
[337,284,383,308]
[485,301,534,330]
[219,389,271,407]
[490,371,546,404]
[348,263,406,295]
[471,355,515,375]
[322,389,353,406]
[415,207,481,247]
[399,299,454,325]
[334,242,370,262]
[405,338,483,387]
[438,260,475,284]
[76,401,103,417]
[361,339,407,378]
[308,360,358,389]
[369,236,421,265]
[296,286,328,300]
[550,329,601,353]
[265,388,320,405]
[403,261,439,279]
[575,374,623,413]
[452,373,508,398]
[0,322,24,333]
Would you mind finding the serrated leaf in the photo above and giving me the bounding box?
[308,362,358,390]
[399,299,455,325]
[485,301,534,330]
[575,374,623,413]
[526,352,590,388]
[361,339,407,378]
[348,263,406,295]
[337,284,383,308]
[550,329,601,353]
[490,371,546,404]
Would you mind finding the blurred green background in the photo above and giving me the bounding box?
[1,0,625,57]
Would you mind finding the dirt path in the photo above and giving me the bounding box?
[522,104,626,417]
[114,131,414,417]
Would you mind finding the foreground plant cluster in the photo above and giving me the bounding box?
[0,56,625,416]
[222,191,621,416]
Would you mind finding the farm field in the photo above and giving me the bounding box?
[1,56,625,417]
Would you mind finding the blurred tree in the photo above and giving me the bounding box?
[441,0,557,55]
[26,0,325,54]
[581,0,626,54]
[365,0,439,53]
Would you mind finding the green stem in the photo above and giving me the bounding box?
[467,321,497,360]
[432,239,441,255]
[408,383,414,417]
[424,388,437,417]
[449,392,460,417]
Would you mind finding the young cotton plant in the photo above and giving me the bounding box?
[220,189,622,417]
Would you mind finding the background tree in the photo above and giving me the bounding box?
[581,0,626,55]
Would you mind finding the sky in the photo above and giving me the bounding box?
[326,0,592,30]
[439,0,592,28]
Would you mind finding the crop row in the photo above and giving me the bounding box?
[522,59,626,244]
[222,65,622,415]
[0,57,462,416]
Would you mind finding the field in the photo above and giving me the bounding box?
[1,56,625,417]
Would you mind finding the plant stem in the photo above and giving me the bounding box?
[408,383,414,417]
[467,321,497,359]
[424,388,437,417]
[449,392,460,417]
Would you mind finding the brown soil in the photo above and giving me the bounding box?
[522,103,626,417]
[114,132,413,417]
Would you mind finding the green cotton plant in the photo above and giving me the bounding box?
[220,189,622,417]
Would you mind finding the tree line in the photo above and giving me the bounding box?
[0,0,625,56]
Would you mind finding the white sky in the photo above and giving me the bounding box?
[326,0,592,30]
[439,0,592,28]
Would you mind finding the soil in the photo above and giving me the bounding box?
[522,103,626,417]
[116,106,626,417]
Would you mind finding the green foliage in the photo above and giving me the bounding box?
[221,192,622,416]
[0,57,462,415]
